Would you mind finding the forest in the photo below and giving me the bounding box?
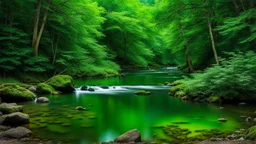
[0,0,256,144]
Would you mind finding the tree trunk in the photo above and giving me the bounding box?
[204,0,219,65]
[34,0,52,56]
[232,0,240,13]
[250,0,254,8]
[52,34,59,65]
[179,22,194,72]
[32,0,42,49]
[239,0,246,11]
[123,32,127,64]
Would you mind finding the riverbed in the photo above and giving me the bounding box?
[21,68,255,143]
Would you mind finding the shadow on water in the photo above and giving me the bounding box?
[21,68,255,143]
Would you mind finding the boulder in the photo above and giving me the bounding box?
[114,129,141,143]
[135,90,151,95]
[46,75,74,93]
[181,96,188,100]
[81,86,88,91]
[1,127,32,139]
[36,97,49,103]
[2,112,30,126]
[253,111,256,117]
[218,118,227,122]
[0,84,35,102]
[36,83,55,94]
[0,103,23,114]
[28,86,37,93]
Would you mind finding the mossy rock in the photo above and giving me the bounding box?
[88,88,95,91]
[246,126,256,140]
[174,91,186,98]
[207,96,220,103]
[80,124,93,128]
[135,90,151,95]
[218,118,227,122]
[163,125,191,140]
[36,83,55,94]
[75,106,86,111]
[46,75,74,93]
[0,103,23,114]
[170,84,184,94]
[0,83,35,102]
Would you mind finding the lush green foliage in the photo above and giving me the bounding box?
[178,51,256,100]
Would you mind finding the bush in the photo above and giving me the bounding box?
[180,51,256,101]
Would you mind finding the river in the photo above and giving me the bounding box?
[21,68,255,143]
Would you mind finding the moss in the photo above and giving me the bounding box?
[135,90,151,95]
[88,116,97,119]
[174,91,186,98]
[163,125,191,140]
[207,96,220,103]
[170,84,184,94]
[36,83,55,94]
[46,75,74,93]
[0,104,23,114]
[0,83,35,102]
[246,126,256,140]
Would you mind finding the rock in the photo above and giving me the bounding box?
[181,96,188,100]
[0,125,11,131]
[114,129,141,143]
[101,86,109,89]
[28,86,37,93]
[0,117,4,125]
[254,118,256,122]
[135,90,151,95]
[36,97,49,103]
[245,126,256,140]
[0,84,35,102]
[246,117,252,122]
[238,137,245,141]
[238,102,247,106]
[0,103,23,114]
[219,107,224,109]
[2,112,30,126]
[174,91,186,98]
[207,96,220,103]
[46,75,74,93]
[164,82,170,86]
[81,86,88,91]
[88,88,95,92]
[75,106,86,111]
[240,116,247,118]
[0,111,2,116]
[1,127,32,139]
[36,83,55,94]
[218,118,227,122]
[210,138,223,141]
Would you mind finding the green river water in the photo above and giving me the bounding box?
[20,68,255,143]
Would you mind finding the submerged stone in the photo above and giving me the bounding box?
[80,124,93,128]
[1,127,32,139]
[135,90,151,95]
[88,116,97,119]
